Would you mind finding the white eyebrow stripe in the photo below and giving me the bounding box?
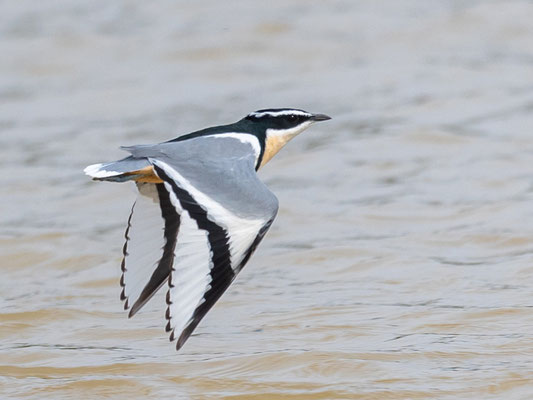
[249,110,311,118]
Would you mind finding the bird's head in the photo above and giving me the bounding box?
[244,108,331,168]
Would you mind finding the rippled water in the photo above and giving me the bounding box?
[2,1,533,398]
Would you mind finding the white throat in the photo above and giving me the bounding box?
[259,121,314,168]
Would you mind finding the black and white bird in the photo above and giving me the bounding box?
[84,108,331,351]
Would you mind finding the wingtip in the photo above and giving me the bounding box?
[175,331,192,352]
[128,300,143,318]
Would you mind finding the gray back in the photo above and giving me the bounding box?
[123,136,278,219]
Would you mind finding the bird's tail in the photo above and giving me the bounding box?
[84,157,161,183]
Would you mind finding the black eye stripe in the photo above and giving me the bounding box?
[244,112,310,130]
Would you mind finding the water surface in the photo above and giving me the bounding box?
[2,1,533,399]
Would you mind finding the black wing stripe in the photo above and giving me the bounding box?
[128,183,180,317]
[154,165,235,350]
[235,218,275,273]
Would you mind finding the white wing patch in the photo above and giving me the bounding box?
[164,184,213,341]
[152,160,271,348]
[153,159,265,269]
[121,183,165,310]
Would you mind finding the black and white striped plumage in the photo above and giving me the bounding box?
[85,108,330,351]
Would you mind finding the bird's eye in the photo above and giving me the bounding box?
[288,115,298,123]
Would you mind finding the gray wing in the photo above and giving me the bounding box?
[122,136,278,350]
[122,136,274,218]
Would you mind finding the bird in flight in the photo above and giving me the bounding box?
[85,108,331,351]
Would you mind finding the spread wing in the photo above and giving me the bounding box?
[120,182,180,317]
[119,139,278,351]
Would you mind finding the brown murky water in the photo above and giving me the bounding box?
[2,1,533,399]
